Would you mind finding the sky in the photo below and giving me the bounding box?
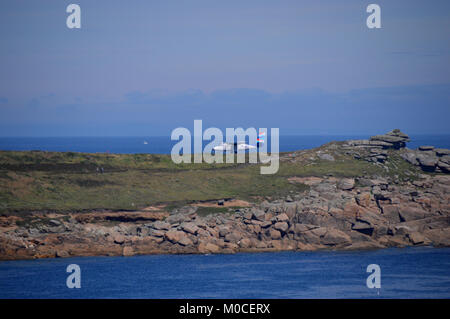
[0,0,449,136]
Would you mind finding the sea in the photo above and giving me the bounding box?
[0,247,449,299]
[1,135,450,299]
[0,135,450,154]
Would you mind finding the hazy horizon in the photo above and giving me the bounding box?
[1,0,449,136]
[1,131,450,138]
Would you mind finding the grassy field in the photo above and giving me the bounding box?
[0,148,420,214]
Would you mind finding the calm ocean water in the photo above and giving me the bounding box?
[0,247,449,299]
[0,135,449,154]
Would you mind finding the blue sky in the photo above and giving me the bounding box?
[0,0,449,136]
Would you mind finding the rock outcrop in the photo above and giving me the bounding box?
[401,147,450,173]
[345,129,450,173]
[345,129,410,163]
[347,129,410,150]
[1,173,449,260]
[369,129,410,149]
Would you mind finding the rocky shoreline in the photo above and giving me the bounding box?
[1,130,449,260]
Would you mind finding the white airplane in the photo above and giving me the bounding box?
[212,132,265,154]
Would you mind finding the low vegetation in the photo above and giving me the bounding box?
[0,147,420,214]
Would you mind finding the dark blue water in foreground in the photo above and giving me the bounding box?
[0,135,449,154]
[1,247,449,298]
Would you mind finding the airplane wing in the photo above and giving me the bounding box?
[228,141,246,145]
[213,143,232,151]
[237,143,257,150]
[212,132,265,153]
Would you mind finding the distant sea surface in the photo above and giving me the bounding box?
[0,247,449,298]
[0,135,450,154]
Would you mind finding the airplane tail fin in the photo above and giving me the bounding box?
[257,132,265,148]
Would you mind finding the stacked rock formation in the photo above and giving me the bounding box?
[345,129,449,171]
[347,129,410,150]
[369,129,410,149]
[345,129,410,163]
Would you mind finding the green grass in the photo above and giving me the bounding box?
[0,149,420,214]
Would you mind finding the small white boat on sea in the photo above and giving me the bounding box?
[143,141,148,145]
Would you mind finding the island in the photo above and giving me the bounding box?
[1,129,449,260]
